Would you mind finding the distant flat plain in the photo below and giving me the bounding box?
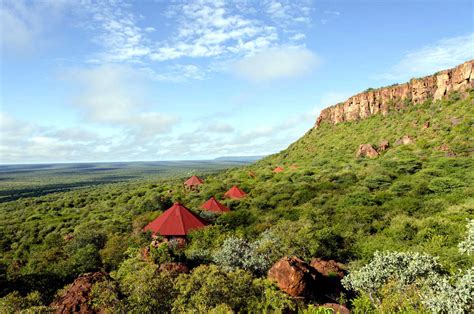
[0,157,262,202]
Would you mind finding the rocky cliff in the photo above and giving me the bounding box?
[315,60,474,128]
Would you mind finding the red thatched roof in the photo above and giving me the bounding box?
[184,175,204,186]
[224,185,247,199]
[143,203,207,236]
[201,196,230,213]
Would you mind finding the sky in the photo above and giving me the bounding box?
[0,0,473,164]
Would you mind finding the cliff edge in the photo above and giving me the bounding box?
[315,60,474,128]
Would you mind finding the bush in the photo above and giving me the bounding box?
[89,280,123,313]
[421,268,473,313]
[0,291,46,313]
[342,251,443,303]
[428,177,464,193]
[173,265,293,312]
[114,250,177,312]
[458,219,473,255]
[343,250,473,313]
[212,236,274,276]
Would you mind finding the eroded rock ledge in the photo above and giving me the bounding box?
[315,60,474,128]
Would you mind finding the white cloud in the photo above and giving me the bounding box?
[0,112,113,163]
[321,9,341,25]
[78,1,313,72]
[203,122,235,134]
[378,33,474,81]
[150,1,280,61]
[290,33,306,41]
[0,0,70,55]
[265,0,312,24]
[145,64,208,82]
[323,10,340,16]
[0,107,311,163]
[234,46,319,81]
[62,64,178,137]
[80,1,152,63]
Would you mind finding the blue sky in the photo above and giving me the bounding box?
[1,0,473,163]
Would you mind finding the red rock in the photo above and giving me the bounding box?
[356,144,379,158]
[315,60,474,128]
[50,272,108,314]
[310,258,347,303]
[267,256,318,298]
[310,258,345,279]
[159,262,189,274]
[378,140,389,152]
[395,135,415,145]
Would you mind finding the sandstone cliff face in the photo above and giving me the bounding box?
[315,60,474,128]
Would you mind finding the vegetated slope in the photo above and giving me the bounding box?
[193,90,473,268]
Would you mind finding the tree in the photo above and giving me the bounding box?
[100,234,130,271]
[113,248,177,313]
[173,265,294,312]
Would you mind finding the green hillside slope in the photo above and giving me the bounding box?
[185,90,473,268]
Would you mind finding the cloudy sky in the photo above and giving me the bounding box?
[1,0,473,163]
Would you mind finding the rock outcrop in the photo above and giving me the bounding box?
[395,135,415,145]
[356,144,379,158]
[378,140,390,152]
[267,256,318,298]
[310,258,347,303]
[268,256,348,304]
[310,258,345,279]
[50,272,108,314]
[315,60,474,128]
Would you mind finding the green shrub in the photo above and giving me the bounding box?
[428,177,464,193]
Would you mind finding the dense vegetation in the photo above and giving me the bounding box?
[0,91,472,312]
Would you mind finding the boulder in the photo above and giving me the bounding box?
[159,262,189,274]
[310,258,347,301]
[422,121,430,129]
[268,256,318,298]
[378,140,389,152]
[395,135,415,145]
[310,258,345,279]
[50,272,108,314]
[356,144,379,158]
[319,303,350,314]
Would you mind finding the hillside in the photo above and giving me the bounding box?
[0,63,473,312]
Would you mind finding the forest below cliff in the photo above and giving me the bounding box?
[0,89,473,312]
